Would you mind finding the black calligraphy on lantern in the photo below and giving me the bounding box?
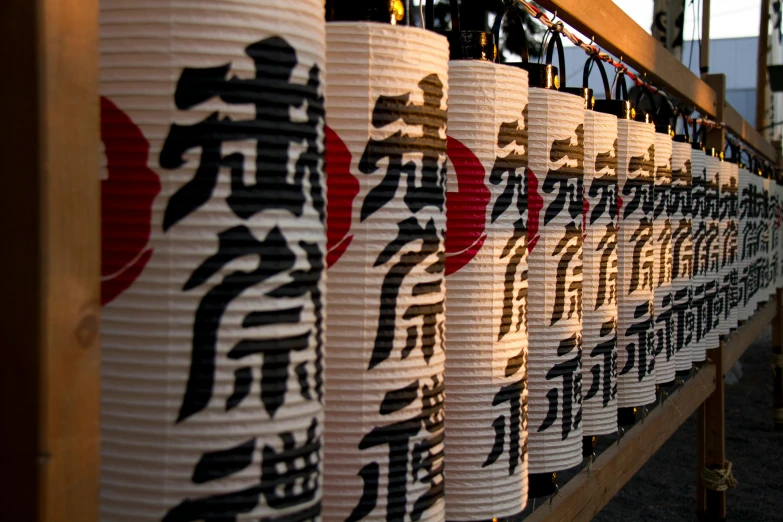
[350,74,447,522]
[584,318,618,407]
[538,333,583,440]
[543,124,585,325]
[159,37,326,521]
[348,376,445,522]
[490,106,529,342]
[620,301,655,381]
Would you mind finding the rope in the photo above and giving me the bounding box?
[509,0,777,157]
[701,461,738,492]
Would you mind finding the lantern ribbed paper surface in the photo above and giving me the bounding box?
[616,119,656,408]
[749,173,765,313]
[526,88,585,474]
[765,177,777,298]
[690,150,708,362]
[323,22,449,522]
[718,161,739,333]
[653,133,675,384]
[443,60,530,520]
[737,166,753,322]
[581,110,619,436]
[671,141,693,372]
[702,155,722,351]
[100,2,327,521]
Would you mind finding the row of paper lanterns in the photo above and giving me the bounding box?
[98,2,783,521]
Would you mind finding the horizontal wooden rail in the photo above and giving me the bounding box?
[525,365,717,522]
[536,0,718,117]
[536,0,779,163]
[723,298,778,372]
[724,103,778,162]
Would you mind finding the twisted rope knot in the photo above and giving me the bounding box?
[702,461,738,492]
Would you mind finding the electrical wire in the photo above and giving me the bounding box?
[513,0,721,133]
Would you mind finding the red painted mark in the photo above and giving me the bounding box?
[527,167,543,252]
[325,125,360,268]
[100,96,161,306]
[445,136,491,275]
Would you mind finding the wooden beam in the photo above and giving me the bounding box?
[724,103,779,162]
[525,366,717,522]
[703,346,726,520]
[757,0,771,133]
[722,298,778,372]
[536,0,719,117]
[700,0,711,80]
[0,0,101,521]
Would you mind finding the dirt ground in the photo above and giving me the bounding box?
[592,326,783,521]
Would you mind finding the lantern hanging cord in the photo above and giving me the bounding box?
[512,0,724,132]
[701,461,738,492]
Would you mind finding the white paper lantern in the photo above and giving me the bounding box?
[690,149,708,362]
[718,159,739,333]
[702,153,722,350]
[443,59,530,520]
[616,118,657,407]
[653,132,675,384]
[737,165,752,322]
[100,2,327,520]
[581,109,619,436]
[749,172,765,313]
[671,140,693,372]
[764,176,777,299]
[323,22,449,522]
[526,88,585,474]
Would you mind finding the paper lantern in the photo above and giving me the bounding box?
[764,176,776,299]
[99,2,327,520]
[670,139,693,372]
[579,105,619,436]
[690,148,708,362]
[442,56,530,519]
[323,21,449,522]
[522,84,585,473]
[702,152,722,350]
[653,132,675,384]
[737,165,753,322]
[748,171,765,313]
[615,117,657,407]
[718,158,739,333]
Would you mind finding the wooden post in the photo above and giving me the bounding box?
[703,344,727,521]
[775,289,782,429]
[0,1,101,521]
[705,74,726,152]
[700,0,710,80]
[757,0,771,132]
[696,402,707,517]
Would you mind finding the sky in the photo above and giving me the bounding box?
[612,0,763,40]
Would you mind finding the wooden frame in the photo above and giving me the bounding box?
[537,0,779,162]
[0,1,101,521]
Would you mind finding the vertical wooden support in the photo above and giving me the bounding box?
[757,0,771,132]
[774,289,783,431]
[700,0,710,80]
[705,74,726,152]
[703,345,726,521]
[0,0,101,521]
[696,402,707,517]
